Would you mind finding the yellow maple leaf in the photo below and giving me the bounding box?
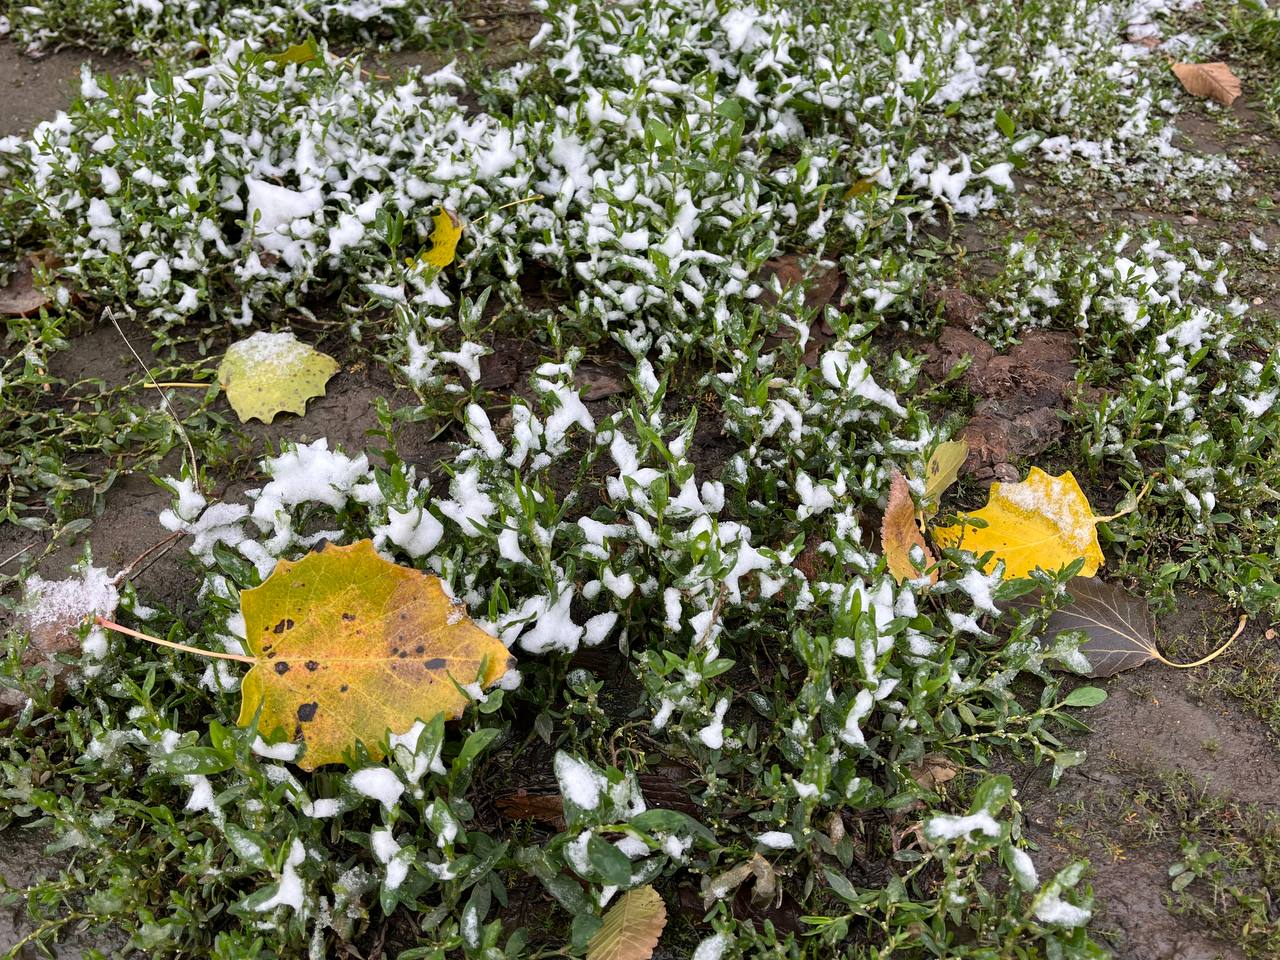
[931,467,1108,580]
[238,539,513,770]
[587,885,667,960]
[418,208,463,268]
[882,471,937,584]
[217,331,339,424]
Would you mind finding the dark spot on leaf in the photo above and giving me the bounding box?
[273,618,295,634]
[340,684,349,693]
[414,645,425,654]
[398,650,408,658]
[275,661,290,675]
[305,660,319,672]
[424,658,447,670]
[342,612,356,621]
[297,702,318,722]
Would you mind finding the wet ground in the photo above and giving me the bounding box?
[2,27,1279,960]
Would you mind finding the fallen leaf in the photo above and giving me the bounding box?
[587,885,667,960]
[703,853,776,910]
[919,440,968,517]
[881,471,937,584]
[0,256,51,316]
[908,753,959,791]
[420,208,463,268]
[1172,62,1242,107]
[267,38,321,67]
[3,567,119,715]
[495,789,566,828]
[217,331,339,424]
[1018,578,1243,677]
[575,364,629,401]
[931,467,1108,579]
[239,540,514,770]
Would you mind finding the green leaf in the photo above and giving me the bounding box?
[588,834,634,886]
[150,747,232,776]
[995,107,1015,139]
[1062,686,1108,708]
[629,809,716,845]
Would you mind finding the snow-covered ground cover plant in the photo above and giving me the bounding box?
[0,0,457,56]
[2,0,1279,957]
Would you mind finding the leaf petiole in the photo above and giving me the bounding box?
[96,616,255,664]
[1152,613,1246,669]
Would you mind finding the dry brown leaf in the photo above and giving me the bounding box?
[908,753,959,791]
[1172,62,1242,107]
[587,885,667,960]
[0,256,51,316]
[881,472,937,584]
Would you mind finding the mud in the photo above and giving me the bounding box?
[0,40,135,138]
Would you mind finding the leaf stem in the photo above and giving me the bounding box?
[1095,477,1154,523]
[142,381,213,389]
[95,616,255,664]
[1155,614,1247,669]
[471,193,544,225]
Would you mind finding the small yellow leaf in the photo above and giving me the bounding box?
[931,467,1106,580]
[1171,62,1241,107]
[882,471,937,584]
[217,331,339,424]
[419,208,463,268]
[587,885,667,960]
[919,439,968,518]
[238,539,514,770]
[268,39,320,67]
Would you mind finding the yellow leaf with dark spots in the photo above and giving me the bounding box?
[238,539,514,770]
[931,467,1107,580]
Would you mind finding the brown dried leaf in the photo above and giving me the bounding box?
[908,753,959,791]
[495,790,566,829]
[881,472,936,584]
[575,364,629,401]
[1172,62,1242,107]
[0,257,51,317]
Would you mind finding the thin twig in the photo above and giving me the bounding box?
[471,193,544,226]
[142,381,212,389]
[0,543,34,569]
[96,616,255,664]
[106,308,203,494]
[112,531,184,585]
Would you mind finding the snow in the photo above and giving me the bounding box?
[244,178,324,255]
[251,737,300,761]
[389,720,446,785]
[370,827,409,891]
[755,831,795,850]
[256,838,306,912]
[692,933,730,960]
[697,697,730,749]
[554,751,606,809]
[349,767,405,808]
[924,812,1002,842]
[377,504,443,559]
[1035,892,1092,927]
[21,565,119,632]
[1010,847,1040,890]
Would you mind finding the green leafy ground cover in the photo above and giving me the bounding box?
[1,0,1278,957]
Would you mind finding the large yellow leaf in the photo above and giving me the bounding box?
[931,467,1106,579]
[587,885,667,960]
[217,331,339,424]
[881,471,936,584]
[238,539,513,770]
